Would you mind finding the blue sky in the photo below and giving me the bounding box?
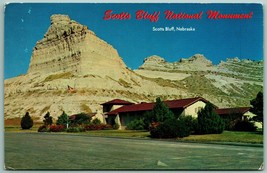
[4,3,263,79]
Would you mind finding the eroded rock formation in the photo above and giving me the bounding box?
[28,14,127,78]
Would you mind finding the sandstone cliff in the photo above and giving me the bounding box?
[4,14,263,121]
[28,14,127,79]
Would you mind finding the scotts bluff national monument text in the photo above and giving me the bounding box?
[103,10,253,22]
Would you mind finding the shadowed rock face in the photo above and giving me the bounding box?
[28,14,127,79]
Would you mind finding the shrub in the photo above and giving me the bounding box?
[38,125,49,132]
[150,118,190,138]
[70,113,92,126]
[178,115,198,134]
[66,126,85,133]
[49,124,66,132]
[151,97,174,123]
[56,111,69,127]
[113,123,120,130]
[103,124,113,130]
[91,118,101,125]
[144,97,174,129]
[84,124,106,131]
[197,103,224,134]
[223,118,237,131]
[21,112,33,129]
[43,111,53,126]
[233,120,257,132]
[176,118,191,138]
[221,112,243,130]
[126,118,145,130]
[250,91,263,127]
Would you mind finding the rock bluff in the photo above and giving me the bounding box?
[28,14,127,78]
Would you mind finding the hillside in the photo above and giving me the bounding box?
[4,15,263,121]
[135,54,263,107]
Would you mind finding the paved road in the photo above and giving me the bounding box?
[4,132,263,170]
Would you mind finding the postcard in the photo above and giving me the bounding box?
[4,3,263,170]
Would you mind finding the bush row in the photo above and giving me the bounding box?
[150,118,190,138]
[38,123,118,133]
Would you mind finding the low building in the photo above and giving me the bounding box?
[101,99,134,127]
[215,107,261,128]
[105,97,215,129]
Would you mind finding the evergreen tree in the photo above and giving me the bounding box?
[197,103,224,134]
[21,112,33,129]
[150,97,174,123]
[56,111,69,128]
[43,111,53,126]
[71,113,92,125]
[250,91,263,129]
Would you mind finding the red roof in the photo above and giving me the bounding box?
[215,107,251,115]
[107,97,214,115]
[101,99,134,105]
[164,97,214,109]
[107,102,155,115]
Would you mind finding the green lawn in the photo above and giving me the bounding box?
[5,126,39,132]
[5,126,263,144]
[84,130,150,138]
[180,131,263,144]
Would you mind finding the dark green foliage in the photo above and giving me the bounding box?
[56,111,69,127]
[151,97,174,122]
[176,118,191,138]
[71,113,91,125]
[43,112,53,126]
[179,115,198,134]
[143,111,152,130]
[150,118,190,138]
[144,97,174,129]
[197,103,224,134]
[126,118,145,130]
[38,125,49,132]
[233,120,257,132]
[21,112,33,129]
[250,91,263,127]
[113,123,120,130]
[66,126,85,133]
[91,118,101,125]
[84,124,109,131]
[221,113,242,131]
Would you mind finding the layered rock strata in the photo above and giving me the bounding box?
[28,14,127,78]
